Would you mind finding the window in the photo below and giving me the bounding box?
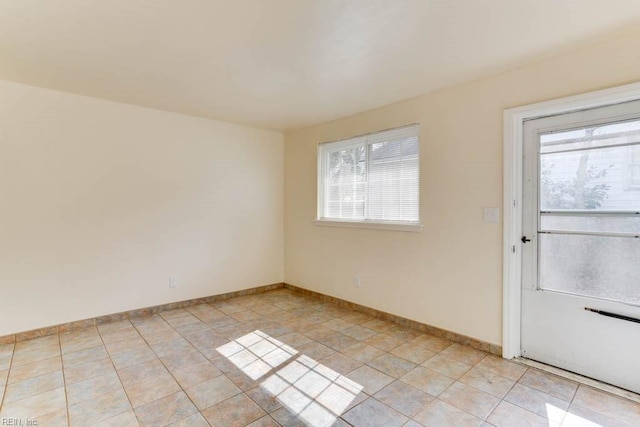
[317,124,420,230]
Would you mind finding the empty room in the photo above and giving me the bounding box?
[1,1,640,426]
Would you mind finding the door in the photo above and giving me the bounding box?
[521,100,640,394]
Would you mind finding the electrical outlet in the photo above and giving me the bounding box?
[353,275,361,288]
[169,276,177,288]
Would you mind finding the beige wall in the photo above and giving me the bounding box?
[0,80,284,336]
[284,29,640,346]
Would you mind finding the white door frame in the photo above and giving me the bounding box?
[502,81,640,359]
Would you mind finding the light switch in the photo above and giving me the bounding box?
[483,207,500,223]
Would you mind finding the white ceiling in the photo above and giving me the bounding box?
[1,1,640,131]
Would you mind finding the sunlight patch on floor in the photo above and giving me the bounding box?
[217,330,363,427]
[216,330,298,379]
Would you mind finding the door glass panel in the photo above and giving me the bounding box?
[540,215,640,234]
[540,119,640,154]
[539,233,640,305]
[540,145,640,211]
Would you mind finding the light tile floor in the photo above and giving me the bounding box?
[1,288,639,426]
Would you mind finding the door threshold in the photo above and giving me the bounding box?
[516,357,640,404]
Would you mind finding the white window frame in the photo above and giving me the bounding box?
[627,145,640,190]
[503,81,640,359]
[315,124,423,232]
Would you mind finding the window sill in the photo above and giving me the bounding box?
[314,219,423,233]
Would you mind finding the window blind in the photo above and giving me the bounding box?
[318,124,420,224]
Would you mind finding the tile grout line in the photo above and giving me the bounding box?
[248,302,379,425]
[57,329,73,426]
[211,293,567,426]
[257,301,364,425]
[266,352,338,425]
[130,312,216,426]
[429,355,489,423]
[96,323,143,426]
[367,394,411,424]
[199,298,367,425]
[558,375,582,427]
[0,341,17,412]
[192,303,313,424]
[478,359,525,423]
[516,357,640,405]
[39,305,541,425]
[6,289,640,426]
[2,336,72,420]
[65,296,640,426]
[188,301,328,424]
[69,326,133,425]
[482,354,530,423]
[202,302,294,426]
[423,351,528,423]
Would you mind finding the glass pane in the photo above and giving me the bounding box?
[539,233,640,305]
[370,136,419,160]
[540,215,640,234]
[328,147,366,184]
[368,137,419,222]
[540,119,640,154]
[323,145,366,220]
[540,145,640,211]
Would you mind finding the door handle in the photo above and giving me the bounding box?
[521,236,531,243]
